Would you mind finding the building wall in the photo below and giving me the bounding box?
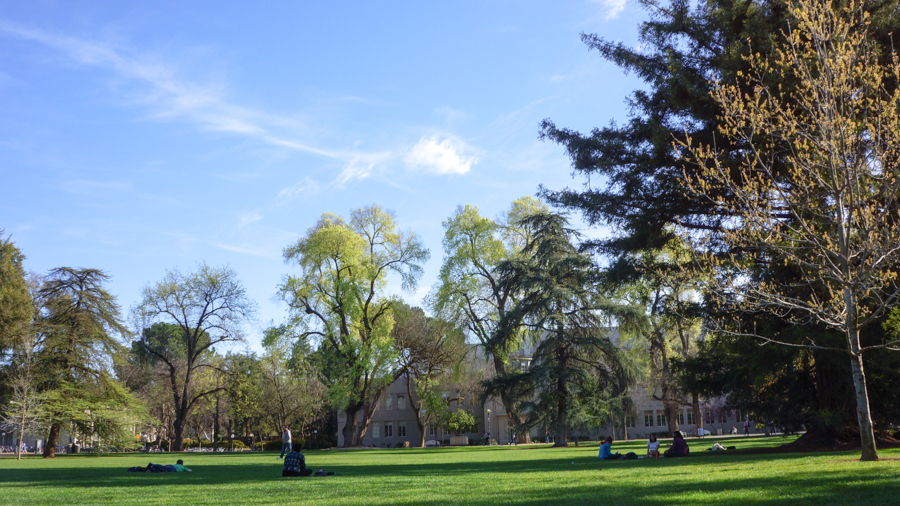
[338,379,763,447]
[338,378,487,448]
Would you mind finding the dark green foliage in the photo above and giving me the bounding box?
[486,212,641,446]
[0,231,32,358]
[539,0,900,445]
[35,267,142,457]
[446,409,477,435]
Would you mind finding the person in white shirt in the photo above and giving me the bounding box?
[647,434,660,458]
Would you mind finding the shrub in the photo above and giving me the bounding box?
[447,410,477,435]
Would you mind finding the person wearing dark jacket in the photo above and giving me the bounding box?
[282,443,312,477]
[663,431,690,457]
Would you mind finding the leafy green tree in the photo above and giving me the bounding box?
[432,197,545,442]
[446,409,477,436]
[0,231,32,358]
[259,326,328,442]
[224,351,264,445]
[487,212,641,447]
[132,263,257,451]
[606,236,703,437]
[279,205,429,447]
[392,303,467,447]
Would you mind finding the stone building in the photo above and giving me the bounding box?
[338,336,760,447]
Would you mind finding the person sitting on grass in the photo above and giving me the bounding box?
[647,434,660,458]
[598,437,622,460]
[663,431,690,458]
[282,442,312,477]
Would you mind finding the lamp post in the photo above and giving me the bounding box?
[230,434,235,452]
[486,409,491,445]
[250,433,255,452]
[314,430,318,450]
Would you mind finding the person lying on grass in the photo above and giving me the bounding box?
[663,432,689,458]
[130,459,192,472]
[282,442,313,477]
[598,437,622,460]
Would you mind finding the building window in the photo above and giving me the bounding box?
[719,411,728,424]
[644,411,653,427]
[686,410,694,425]
[656,411,667,427]
[399,422,407,437]
[429,425,437,437]
[704,409,713,424]
[626,415,635,428]
[397,396,406,411]
[386,397,393,411]
[384,423,393,438]
[372,422,380,439]
[677,411,685,426]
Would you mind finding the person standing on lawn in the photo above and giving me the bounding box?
[279,426,292,459]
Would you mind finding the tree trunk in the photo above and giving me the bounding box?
[848,347,878,461]
[341,402,363,447]
[622,414,628,441]
[43,423,60,458]
[692,393,702,433]
[213,396,220,451]
[172,415,186,452]
[663,397,679,437]
[553,356,568,447]
[352,402,379,447]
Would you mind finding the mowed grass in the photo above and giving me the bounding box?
[2,436,899,505]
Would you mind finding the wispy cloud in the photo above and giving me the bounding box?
[594,0,626,20]
[213,242,277,258]
[404,135,479,176]
[237,212,263,229]
[0,22,482,190]
[277,176,322,202]
[0,22,344,159]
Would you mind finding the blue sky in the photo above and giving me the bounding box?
[0,0,646,351]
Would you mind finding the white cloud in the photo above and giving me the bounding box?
[404,135,478,176]
[595,0,626,20]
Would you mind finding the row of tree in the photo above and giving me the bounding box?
[7,0,900,464]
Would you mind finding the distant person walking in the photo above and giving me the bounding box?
[279,426,292,459]
[743,420,750,436]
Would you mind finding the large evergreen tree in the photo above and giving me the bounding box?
[36,268,140,457]
[487,212,640,446]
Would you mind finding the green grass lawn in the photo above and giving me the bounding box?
[1,436,898,505]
